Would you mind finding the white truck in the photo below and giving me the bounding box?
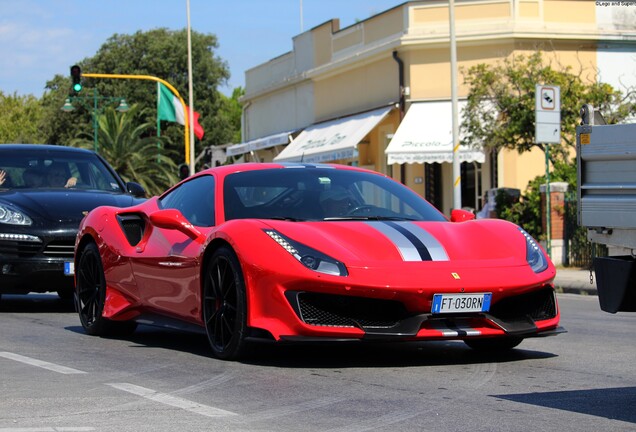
[577,104,636,313]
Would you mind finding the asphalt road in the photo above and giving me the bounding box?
[0,293,635,432]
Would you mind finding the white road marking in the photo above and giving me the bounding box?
[0,352,87,375]
[0,428,95,431]
[107,383,238,418]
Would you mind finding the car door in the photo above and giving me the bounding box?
[131,175,216,322]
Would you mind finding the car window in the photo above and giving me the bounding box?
[159,175,215,227]
[0,149,124,192]
[82,160,122,191]
[223,168,446,222]
[351,179,424,219]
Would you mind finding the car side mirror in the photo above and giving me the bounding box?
[126,181,146,198]
[149,209,205,243]
[450,208,476,222]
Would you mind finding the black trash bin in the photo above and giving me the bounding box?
[594,256,636,313]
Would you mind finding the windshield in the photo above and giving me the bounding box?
[223,167,446,222]
[0,149,123,192]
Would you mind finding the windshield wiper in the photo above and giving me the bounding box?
[266,216,304,222]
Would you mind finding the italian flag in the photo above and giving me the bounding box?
[157,82,205,140]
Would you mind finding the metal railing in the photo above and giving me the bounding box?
[564,191,607,268]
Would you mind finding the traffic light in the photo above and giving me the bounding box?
[178,163,190,180]
[70,65,82,93]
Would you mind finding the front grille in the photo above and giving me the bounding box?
[489,287,557,322]
[0,239,42,257]
[296,292,410,328]
[43,240,75,258]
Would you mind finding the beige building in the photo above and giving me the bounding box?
[228,0,636,215]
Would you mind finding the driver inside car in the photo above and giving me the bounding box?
[319,186,359,217]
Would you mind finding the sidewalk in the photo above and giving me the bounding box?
[553,268,598,295]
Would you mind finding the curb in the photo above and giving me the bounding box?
[556,285,597,296]
[553,269,598,296]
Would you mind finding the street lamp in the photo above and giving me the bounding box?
[116,99,130,112]
[61,89,130,151]
[61,98,75,112]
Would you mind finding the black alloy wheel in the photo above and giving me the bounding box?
[76,242,136,336]
[203,246,248,360]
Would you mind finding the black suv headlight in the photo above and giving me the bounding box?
[0,204,32,226]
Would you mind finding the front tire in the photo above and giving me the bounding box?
[464,336,523,351]
[203,246,248,360]
[75,242,136,336]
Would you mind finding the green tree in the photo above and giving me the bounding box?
[215,86,244,144]
[497,160,576,239]
[461,51,636,163]
[0,91,45,144]
[70,104,178,196]
[39,75,93,146]
[41,28,239,167]
[462,51,636,238]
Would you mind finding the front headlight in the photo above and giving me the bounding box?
[265,229,348,276]
[0,204,32,226]
[518,227,548,273]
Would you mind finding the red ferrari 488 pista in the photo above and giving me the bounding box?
[74,163,563,359]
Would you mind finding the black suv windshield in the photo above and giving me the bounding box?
[0,148,123,192]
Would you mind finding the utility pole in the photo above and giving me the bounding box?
[449,0,462,211]
[186,0,196,175]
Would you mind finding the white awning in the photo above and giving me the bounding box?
[226,130,293,157]
[385,101,485,165]
[273,106,392,163]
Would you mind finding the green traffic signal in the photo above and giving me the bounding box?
[70,65,82,93]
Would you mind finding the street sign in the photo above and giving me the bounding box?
[535,85,561,144]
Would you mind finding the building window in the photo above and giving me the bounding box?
[425,164,442,211]
[461,162,481,212]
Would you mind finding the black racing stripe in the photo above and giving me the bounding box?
[384,221,432,261]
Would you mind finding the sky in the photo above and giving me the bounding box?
[0,0,405,98]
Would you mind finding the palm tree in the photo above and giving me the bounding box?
[71,104,178,195]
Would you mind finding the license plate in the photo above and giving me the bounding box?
[64,262,74,276]
[432,293,491,314]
